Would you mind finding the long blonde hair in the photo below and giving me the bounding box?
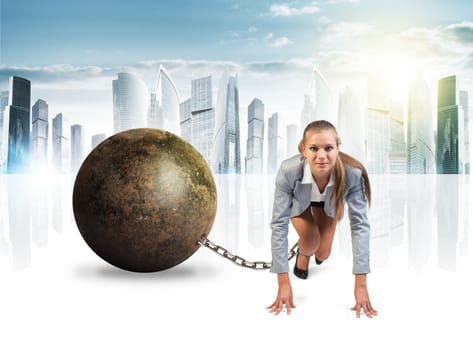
[298,120,371,221]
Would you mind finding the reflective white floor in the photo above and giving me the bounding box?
[0,174,472,349]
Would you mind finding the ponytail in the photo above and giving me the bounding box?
[331,152,371,222]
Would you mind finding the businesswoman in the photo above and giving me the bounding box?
[267,120,377,318]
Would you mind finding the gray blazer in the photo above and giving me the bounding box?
[270,154,371,275]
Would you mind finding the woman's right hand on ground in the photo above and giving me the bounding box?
[266,273,296,315]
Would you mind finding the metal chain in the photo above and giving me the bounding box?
[197,236,298,270]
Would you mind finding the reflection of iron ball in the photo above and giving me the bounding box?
[72,128,217,272]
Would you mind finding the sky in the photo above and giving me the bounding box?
[1,0,473,148]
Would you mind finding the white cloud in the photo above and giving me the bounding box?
[272,36,293,47]
[318,16,332,24]
[325,0,359,4]
[269,3,320,16]
[323,21,373,44]
[248,26,258,33]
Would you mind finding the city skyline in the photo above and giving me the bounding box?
[1,1,472,174]
[1,1,473,143]
[0,68,471,174]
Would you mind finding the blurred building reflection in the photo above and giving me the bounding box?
[0,173,470,273]
[212,175,241,253]
[407,175,435,274]
[7,175,31,270]
[245,175,265,249]
[31,176,49,248]
[436,175,460,271]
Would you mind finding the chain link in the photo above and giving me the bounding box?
[197,236,298,270]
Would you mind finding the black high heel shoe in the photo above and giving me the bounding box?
[293,249,311,279]
[315,257,324,265]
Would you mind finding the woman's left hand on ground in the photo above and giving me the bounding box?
[351,285,378,318]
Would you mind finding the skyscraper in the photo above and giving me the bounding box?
[365,76,390,174]
[0,90,9,172]
[31,99,49,171]
[337,86,366,163]
[437,76,463,174]
[388,100,407,174]
[212,71,241,174]
[459,91,470,173]
[0,91,8,115]
[245,98,264,173]
[52,113,70,173]
[5,76,31,173]
[301,67,335,128]
[149,65,180,135]
[286,123,297,158]
[113,72,148,133]
[407,72,435,173]
[147,92,159,129]
[268,112,284,174]
[179,98,192,143]
[190,76,215,166]
[71,124,85,173]
[91,133,106,149]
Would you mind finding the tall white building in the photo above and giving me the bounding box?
[337,86,366,164]
[5,76,31,174]
[0,90,9,172]
[52,113,70,173]
[388,100,407,174]
[147,92,158,129]
[437,76,464,174]
[366,76,390,174]
[301,67,335,129]
[212,71,241,174]
[190,76,214,166]
[268,112,284,174]
[149,65,181,135]
[245,98,264,173]
[71,124,85,174]
[113,72,148,133]
[459,90,470,173]
[286,123,298,158]
[179,98,192,143]
[407,72,435,174]
[31,99,49,171]
[91,133,106,149]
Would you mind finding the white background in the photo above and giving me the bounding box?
[1,174,472,349]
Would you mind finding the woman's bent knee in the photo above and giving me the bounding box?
[316,248,331,261]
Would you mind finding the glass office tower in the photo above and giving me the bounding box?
[190,76,214,167]
[437,76,463,174]
[407,72,435,174]
[365,76,390,174]
[31,99,49,171]
[268,112,284,174]
[0,90,9,172]
[337,86,366,164]
[212,72,241,174]
[459,90,469,173]
[245,98,264,173]
[5,76,31,173]
[149,65,181,135]
[113,72,148,133]
[301,67,335,128]
[70,124,85,173]
[179,98,192,143]
[52,113,70,173]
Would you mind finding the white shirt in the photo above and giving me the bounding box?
[301,161,334,202]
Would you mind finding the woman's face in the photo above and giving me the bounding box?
[301,129,339,178]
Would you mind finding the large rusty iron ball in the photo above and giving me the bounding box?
[72,128,217,272]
